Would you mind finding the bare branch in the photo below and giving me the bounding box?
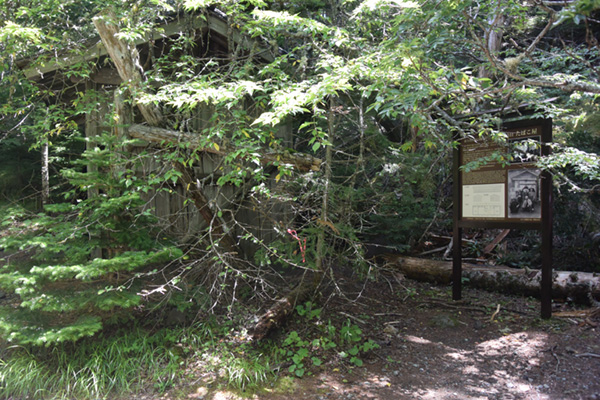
[128,124,322,172]
[465,8,600,94]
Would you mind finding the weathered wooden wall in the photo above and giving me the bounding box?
[87,90,295,259]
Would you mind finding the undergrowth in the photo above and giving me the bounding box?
[277,301,379,378]
[0,318,277,399]
[0,326,182,399]
[0,302,378,399]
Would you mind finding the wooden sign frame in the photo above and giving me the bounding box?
[452,118,553,318]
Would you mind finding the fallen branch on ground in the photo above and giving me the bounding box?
[385,255,600,305]
[249,280,316,341]
[575,353,600,359]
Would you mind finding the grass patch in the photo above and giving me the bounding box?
[178,320,279,393]
[0,301,380,399]
[0,327,183,399]
[0,318,280,399]
[271,375,297,395]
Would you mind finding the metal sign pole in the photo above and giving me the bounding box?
[540,172,553,318]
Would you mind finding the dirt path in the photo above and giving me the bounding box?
[178,278,600,400]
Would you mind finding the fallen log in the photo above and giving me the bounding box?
[249,280,315,341]
[128,124,322,172]
[385,255,600,305]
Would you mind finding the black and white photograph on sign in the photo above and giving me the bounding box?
[507,169,541,219]
[509,136,541,164]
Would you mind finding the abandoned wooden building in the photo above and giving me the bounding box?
[17,9,321,259]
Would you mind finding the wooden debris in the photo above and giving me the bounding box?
[483,229,510,255]
[554,309,596,318]
[555,307,600,327]
[385,255,600,305]
[249,281,315,341]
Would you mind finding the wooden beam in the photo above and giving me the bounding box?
[483,229,510,255]
[128,124,322,172]
[70,68,123,85]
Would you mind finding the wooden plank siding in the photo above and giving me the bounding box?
[85,89,295,259]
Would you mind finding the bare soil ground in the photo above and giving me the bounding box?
[174,274,600,400]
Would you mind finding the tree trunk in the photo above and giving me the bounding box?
[41,136,49,206]
[128,124,321,172]
[94,9,244,258]
[387,255,600,305]
[173,161,239,254]
[251,99,338,341]
[315,102,334,276]
[93,11,163,126]
[479,12,504,78]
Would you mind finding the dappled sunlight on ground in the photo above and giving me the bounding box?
[253,328,557,399]
[386,330,553,399]
[392,328,562,399]
[416,388,490,400]
[162,280,600,400]
[476,331,548,360]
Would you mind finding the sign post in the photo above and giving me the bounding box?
[453,118,553,318]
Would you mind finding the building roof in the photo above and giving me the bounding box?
[17,10,274,88]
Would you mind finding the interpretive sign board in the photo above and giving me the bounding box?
[460,122,549,224]
[452,118,553,318]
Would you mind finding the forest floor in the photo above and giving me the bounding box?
[163,271,600,400]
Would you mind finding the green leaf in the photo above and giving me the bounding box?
[183,0,213,11]
[351,357,363,367]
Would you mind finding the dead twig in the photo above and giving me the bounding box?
[371,351,390,362]
[419,299,488,313]
[419,246,448,257]
[489,304,501,322]
[574,353,600,359]
[443,237,453,259]
[543,345,561,374]
[374,312,404,317]
[339,311,367,325]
